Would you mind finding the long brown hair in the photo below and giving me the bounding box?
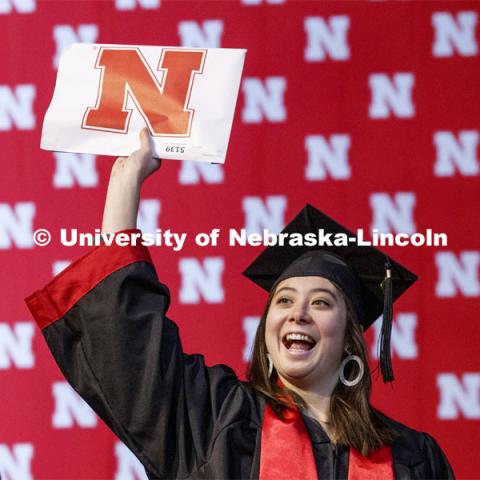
[247,283,396,456]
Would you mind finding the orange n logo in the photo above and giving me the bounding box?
[83,47,206,136]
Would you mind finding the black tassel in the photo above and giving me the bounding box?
[380,259,394,382]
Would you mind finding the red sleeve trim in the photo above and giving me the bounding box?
[25,229,152,330]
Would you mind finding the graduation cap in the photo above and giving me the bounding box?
[243,204,418,383]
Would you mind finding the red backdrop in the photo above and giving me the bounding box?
[1,1,479,479]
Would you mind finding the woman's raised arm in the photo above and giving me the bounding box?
[26,131,245,479]
[102,127,161,234]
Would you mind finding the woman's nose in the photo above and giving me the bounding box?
[289,308,312,324]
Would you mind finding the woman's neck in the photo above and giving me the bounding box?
[279,373,337,423]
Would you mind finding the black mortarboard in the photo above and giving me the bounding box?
[243,204,418,382]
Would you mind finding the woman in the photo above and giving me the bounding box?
[26,130,454,479]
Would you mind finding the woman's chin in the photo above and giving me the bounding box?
[279,364,315,381]
[277,350,319,380]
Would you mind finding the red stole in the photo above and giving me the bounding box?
[259,402,394,479]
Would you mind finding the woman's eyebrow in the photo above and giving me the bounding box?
[275,286,337,300]
[309,288,337,300]
[274,286,297,295]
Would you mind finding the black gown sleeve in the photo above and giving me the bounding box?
[25,237,241,479]
[423,433,455,479]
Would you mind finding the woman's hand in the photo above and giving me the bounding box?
[110,127,162,185]
[101,128,162,235]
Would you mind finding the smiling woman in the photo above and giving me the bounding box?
[248,275,396,458]
[26,134,455,480]
[243,206,455,479]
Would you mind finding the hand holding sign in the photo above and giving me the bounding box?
[111,128,161,184]
[42,44,246,163]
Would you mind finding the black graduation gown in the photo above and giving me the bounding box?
[26,241,455,480]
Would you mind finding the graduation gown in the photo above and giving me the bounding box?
[26,239,455,480]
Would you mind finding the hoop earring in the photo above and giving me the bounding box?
[267,353,274,378]
[339,355,364,387]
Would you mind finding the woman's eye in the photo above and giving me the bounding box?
[312,299,329,307]
[277,297,291,304]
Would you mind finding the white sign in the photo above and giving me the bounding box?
[41,44,246,163]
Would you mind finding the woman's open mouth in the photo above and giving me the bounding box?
[282,332,316,352]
